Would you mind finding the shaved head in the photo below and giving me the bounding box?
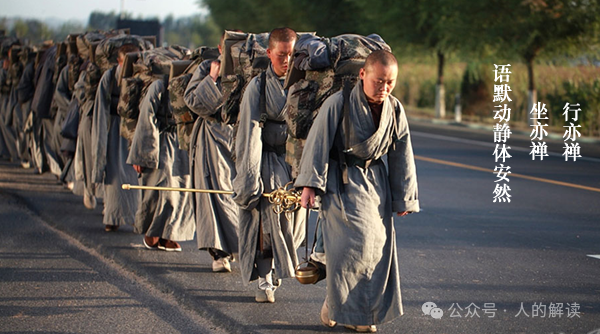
[359,50,398,104]
[268,27,297,49]
[364,50,398,72]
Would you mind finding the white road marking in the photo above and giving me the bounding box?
[587,255,600,260]
[412,131,600,163]
[414,155,600,193]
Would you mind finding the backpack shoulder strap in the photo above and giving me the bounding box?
[334,79,353,185]
[342,79,352,153]
[258,71,267,128]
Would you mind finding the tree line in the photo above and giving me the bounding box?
[0,10,219,49]
[2,0,599,134]
[200,0,600,128]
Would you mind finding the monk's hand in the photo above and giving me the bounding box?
[209,60,221,82]
[301,187,316,209]
[133,165,143,174]
[397,211,411,217]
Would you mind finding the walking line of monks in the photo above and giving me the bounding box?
[0,26,419,333]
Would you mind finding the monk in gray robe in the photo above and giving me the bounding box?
[184,53,239,272]
[16,52,36,168]
[91,44,141,231]
[0,58,18,161]
[52,65,74,184]
[31,45,63,177]
[295,50,420,332]
[127,78,195,251]
[74,61,104,210]
[232,28,305,303]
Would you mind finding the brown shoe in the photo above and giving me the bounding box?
[104,225,119,232]
[143,236,160,250]
[158,239,181,252]
[344,325,377,333]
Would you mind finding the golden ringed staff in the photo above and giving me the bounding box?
[122,181,302,215]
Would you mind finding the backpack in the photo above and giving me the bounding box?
[283,34,391,178]
[80,40,104,103]
[76,32,106,61]
[94,34,153,72]
[168,46,220,151]
[117,47,187,146]
[219,30,271,125]
[53,42,68,85]
[7,46,24,89]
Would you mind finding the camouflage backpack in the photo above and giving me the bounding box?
[219,31,270,125]
[63,34,84,92]
[7,46,24,88]
[76,32,106,61]
[168,46,219,151]
[117,47,186,146]
[82,61,103,105]
[52,42,68,85]
[19,46,36,67]
[94,34,153,72]
[1,38,20,95]
[282,34,391,178]
[67,54,84,92]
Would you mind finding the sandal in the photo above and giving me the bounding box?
[344,325,377,333]
[320,298,337,328]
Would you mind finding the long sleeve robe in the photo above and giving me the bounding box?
[73,69,103,201]
[91,66,140,226]
[52,66,71,160]
[17,61,35,165]
[184,59,239,256]
[0,67,17,160]
[43,65,74,183]
[126,79,195,240]
[232,65,306,284]
[294,81,420,326]
[32,46,63,176]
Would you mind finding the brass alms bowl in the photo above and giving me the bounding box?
[295,261,320,284]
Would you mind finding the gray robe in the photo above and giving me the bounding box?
[32,46,62,176]
[294,81,420,326]
[17,62,35,166]
[127,79,195,241]
[92,67,140,226]
[0,67,17,160]
[73,70,103,200]
[232,65,306,284]
[52,66,71,160]
[16,62,35,164]
[184,60,239,256]
[7,84,23,161]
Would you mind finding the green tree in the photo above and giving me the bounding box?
[198,0,368,35]
[11,19,53,44]
[472,0,600,124]
[358,0,465,119]
[162,14,221,48]
[53,20,85,42]
[88,11,118,31]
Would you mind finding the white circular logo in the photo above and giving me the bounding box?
[422,302,437,315]
[430,307,444,319]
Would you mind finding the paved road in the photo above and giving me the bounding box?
[1,119,599,334]
[0,172,224,334]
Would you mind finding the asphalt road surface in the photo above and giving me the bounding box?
[1,119,599,334]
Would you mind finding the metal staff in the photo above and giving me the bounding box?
[122,181,302,214]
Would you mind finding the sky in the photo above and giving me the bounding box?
[1,0,206,23]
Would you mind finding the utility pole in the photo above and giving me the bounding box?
[120,0,126,19]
